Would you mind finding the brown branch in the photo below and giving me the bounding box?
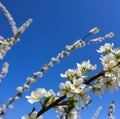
[83,70,105,85]
[37,95,66,118]
[36,70,105,118]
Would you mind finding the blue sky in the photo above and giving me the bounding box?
[0,0,120,119]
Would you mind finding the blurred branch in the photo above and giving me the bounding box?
[0,62,9,83]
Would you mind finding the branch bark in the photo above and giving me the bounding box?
[37,70,105,118]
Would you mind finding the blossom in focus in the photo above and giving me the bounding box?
[112,48,120,56]
[73,89,90,104]
[44,89,56,97]
[60,69,79,80]
[58,81,73,97]
[25,88,46,104]
[97,43,114,53]
[77,60,96,73]
[101,77,119,93]
[100,53,117,70]
[70,78,86,93]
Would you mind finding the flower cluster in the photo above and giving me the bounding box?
[58,60,96,102]
[23,43,120,119]
[0,25,106,116]
[0,2,119,119]
[26,88,56,105]
[24,61,96,118]
[56,107,78,119]
[96,43,120,93]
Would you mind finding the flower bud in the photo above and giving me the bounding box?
[105,32,114,39]
[89,27,99,34]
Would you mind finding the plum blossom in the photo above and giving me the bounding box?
[26,88,57,105]
[73,89,90,104]
[26,88,47,104]
[101,77,119,93]
[100,53,117,70]
[70,78,86,93]
[58,81,73,98]
[55,105,65,114]
[77,60,97,73]
[21,111,43,119]
[91,85,104,96]
[97,43,114,53]
[112,48,120,57]
[60,69,79,80]
[55,106,78,119]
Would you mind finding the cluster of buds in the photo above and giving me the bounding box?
[0,62,9,82]
[0,3,32,59]
[91,43,120,95]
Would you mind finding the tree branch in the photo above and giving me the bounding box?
[37,70,105,117]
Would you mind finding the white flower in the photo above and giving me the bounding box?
[60,69,78,80]
[91,86,104,95]
[55,106,65,114]
[67,109,78,119]
[26,88,47,104]
[21,111,43,119]
[58,81,73,97]
[100,53,117,70]
[112,48,120,56]
[89,27,99,34]
[44,89,56,97]
[73,89,90,103]
[97,43,114,53]
[77,60,96,72]
[101,77,118,93]
[70,78,86,93]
